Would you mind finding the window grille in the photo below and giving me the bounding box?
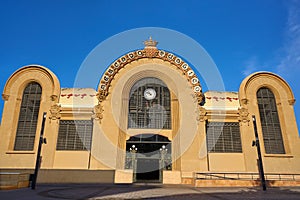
[128,78,171,129]
[56,120,93,151]
[14,82,42,150]
[257,87,285,154]
[206,122,242,153]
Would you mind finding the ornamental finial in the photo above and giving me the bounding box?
[143,36,158,48]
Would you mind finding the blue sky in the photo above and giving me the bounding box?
[0,0,299,131]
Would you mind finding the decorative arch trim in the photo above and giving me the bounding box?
[239,71,295,106]
[97,46,205,106]
[3,65,61,102]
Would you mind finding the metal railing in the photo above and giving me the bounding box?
[195,172,300,181]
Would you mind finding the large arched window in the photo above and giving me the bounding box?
[257,87,285,154]
[128,77,171,129]
[14,82,42,150]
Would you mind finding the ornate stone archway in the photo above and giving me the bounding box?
[96,37,205,106]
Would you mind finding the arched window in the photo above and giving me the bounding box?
[128,78,171,129]
[14,82,42,150]
[257,87,285,154]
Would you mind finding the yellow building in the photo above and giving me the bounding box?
[0,38,299,187]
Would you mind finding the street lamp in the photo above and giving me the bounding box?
[129,145,138,181]
[252,115,267,191]
[31,112,47,190]
[129,145,138,153]
[160,145,168,169]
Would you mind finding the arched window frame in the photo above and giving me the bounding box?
[257,87,285,154]
[14,82,42,151]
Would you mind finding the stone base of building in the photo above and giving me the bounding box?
[1,169,300,190]
[163,171,181,184]
[0,172,30,190]
[114,169,133,184]
[195,180,300,187]
[0,169,115,187]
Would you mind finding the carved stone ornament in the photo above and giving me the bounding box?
[98,37,205,109]
[51,95,58,101]
[238,107,250,125]
[144,37,159,58]
[2,94,9,101]
[96,90,108,103]
[288,98,296,105]
[49,104,61,120]
[93,104,104,122]
[241,98,248,106]
[195,92,205,106]
[197,106,207,122]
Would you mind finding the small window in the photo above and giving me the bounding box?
[257,87,285,154]
[56,120,93,151]
[206,122,242,153]
[14,82,42,151]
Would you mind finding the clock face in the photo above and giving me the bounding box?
[144,88,156,100]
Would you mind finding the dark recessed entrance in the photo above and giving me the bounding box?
[125,134,172,183]
[136,158,160,182]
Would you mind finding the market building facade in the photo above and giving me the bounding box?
[0,38,299,187]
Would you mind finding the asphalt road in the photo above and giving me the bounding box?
[0,184,299,200]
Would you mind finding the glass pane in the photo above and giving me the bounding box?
[56,120,93,151]
[257,88,285,154]
[14,82,42,151]
[128,77,171,129]
[206,122,242,153]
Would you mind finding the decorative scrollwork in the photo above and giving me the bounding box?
[49,104,61,120]
[93,104,104,122]
[238,107,250,125]
[197,106,207,122]
[96,90,108,103]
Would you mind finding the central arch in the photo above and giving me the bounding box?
[96,40,205,106]
[125,134,171,183]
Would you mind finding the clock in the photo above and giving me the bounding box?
[144,88,156,100]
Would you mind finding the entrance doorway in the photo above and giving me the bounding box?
[125,134,172,183]
[136,158,160,181]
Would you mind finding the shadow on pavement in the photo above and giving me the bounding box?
[145,187,300,200]
[38,183,161,200]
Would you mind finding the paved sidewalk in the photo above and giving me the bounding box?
[0,184,299,200]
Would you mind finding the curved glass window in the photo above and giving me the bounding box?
[14,82,42,150]
[257,87,285,154]
[128,78,171,129]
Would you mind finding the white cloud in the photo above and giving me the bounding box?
[242,56,259,76]
[276,0,300,77]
